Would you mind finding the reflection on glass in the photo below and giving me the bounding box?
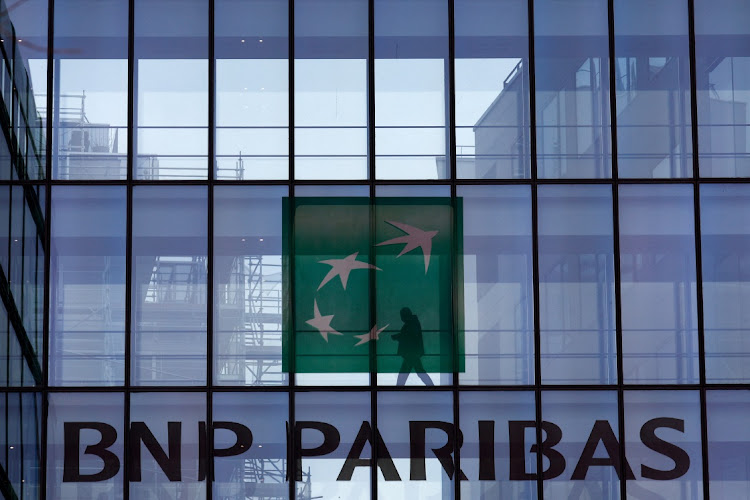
[295,0,368,180]
[294,185,370,387]
[134,0,207,179]
[53,0,128,180]
[0,136,9,180]
[619,185,698,383]
[458,185,533,385]
[455,0,530,179]
[538,185,616,384]
[47,393,123,499]
[375,185,453,387]
[695,0,750,177]
[5,184,41,388]
[10,186,22,303]
[50,186,126,386]
[23,185,44,365]
[132,187,207,385]
[375,0,449,179]
[296,392,369,499]
[216,0,289,180]
[614,0,692,178]
[542,391,619,499]
[214,392,288,499]
[3,0,47,180]
[624,391,702,498]
[700,185,750,382]
[378,391,454,499]
[0,308,7,387]
[130,393,205,499]
[460,391,537,498]
[5,392,41,499]
[214,186,287,386]
[534,0,611,179]
[706,391,750,498]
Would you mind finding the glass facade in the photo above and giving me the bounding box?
[0,0,748,498]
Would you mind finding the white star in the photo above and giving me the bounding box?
[354,324,390,347]
[317,252,380,291]
[305,300,342,342]
[376,220,439,273]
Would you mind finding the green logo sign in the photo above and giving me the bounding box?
[282,197,464,379]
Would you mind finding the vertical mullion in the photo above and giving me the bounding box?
[124,0,135,498]
[447,0,460,499]
[287,1,296,499]
[368,0,377,497]
[40,0,54,494]
[687,0,710,497]
[526,0,544,497]
[607,0,629,498]
[206,0,215,497]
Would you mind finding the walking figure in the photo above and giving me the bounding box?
[393,307,434,386]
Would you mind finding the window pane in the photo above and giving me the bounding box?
[538,185,616,384]
[134,0,208,179]
[295,0,368,180]
[293,185,370,387]
[47,393,123,499]
[542,391,620,499]
[3,0,47,180]
[213,392,288,498]
[22,185,44,368]
[50,186,126,386]
[296,392,370,499]
[700,184,750,382]
[707,390,750,497]
[129,393,205,499]
[455,0,530,179]
[458,185,534,385]
[378,391,454,499]
[132,187,207,385]
[624,391,702,498]
[618,185,698,383]
[375,0,449,179]
[10,187,22,303]
[534,0,611,179]
[614,0,692,178]
[460,391,537,498]
[375,185,453,387]
[3,392,41,499]
[695,0,750,177]
[216,0,288,180]
[214,186,287,386]
[53,0,128,180]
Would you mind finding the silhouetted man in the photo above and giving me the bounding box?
[393,307,434,386]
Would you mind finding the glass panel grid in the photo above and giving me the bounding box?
[0,0,747,499]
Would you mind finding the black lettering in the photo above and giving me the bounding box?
[409,421,467,481]
[509,420,565,480]
[295,421,340,481]
[198,420,253,481]
[199,421,207,481]
[63,422,120,482]
[571,420,634,480]
[337,421,400,481]
[640,418,690,480]
[129,421,182,482]
[214,421,253,457]
[478,420,495,481]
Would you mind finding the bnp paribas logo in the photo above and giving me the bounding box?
[282,197,464,381]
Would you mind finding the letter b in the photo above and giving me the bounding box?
[63,422,120,482]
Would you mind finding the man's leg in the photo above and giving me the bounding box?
[396,359,412,386]
[413,358,434,386]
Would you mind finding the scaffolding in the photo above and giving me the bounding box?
[216,255,284,386]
